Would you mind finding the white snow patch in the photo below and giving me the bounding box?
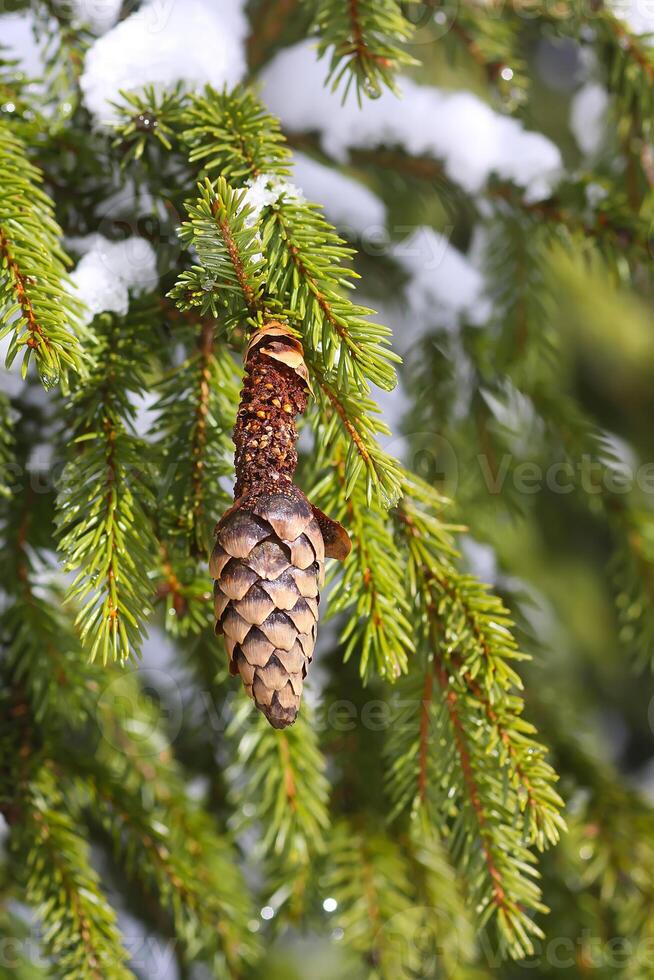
[69,0,122,34]
[70,235,158,322]
[291,151,386,234]
[261,41,563,199]
[391,227,488,330]
[0,11,46,79]
[241,173,303,224]
[570,83,609,156]
[611,0,654,36]
[80,0,248,124]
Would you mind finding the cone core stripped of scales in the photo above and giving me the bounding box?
[210,323,350,729]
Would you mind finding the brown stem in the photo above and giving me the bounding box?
[348,0,365,56]
[0,228,50,353]
[278,735,298,812]
[316,377,371,467]
[211,203,258,314]
[232,326,308,498]
[247,0,299,70]
[433,652,508,910]
[418,666,433,803]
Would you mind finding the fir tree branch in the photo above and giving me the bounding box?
[153,318,238,559]
[0,120,82,385]
[171,148,403,501]
[154,544,214,637]
[403,813,480,977]
[311,364,404,503]
[0,445,98,723]
[311,449,414,680]
[261,190,400,392]
[227,699,330,891]
[170,176,266,327]
[10,766,132,980]
[310,0,418,100]
[0,392,14,499]
[179,91,400,392]
[68,669,261,975]
[326,821,418,976]
[384,482,564,958]
[347,145,652,264]
[119,89,404,499]
[33,0,90,119]
[182,87,292,181]
[56,306,158,663]
[80,769,257,975]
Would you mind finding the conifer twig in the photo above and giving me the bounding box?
[0,121,82,385]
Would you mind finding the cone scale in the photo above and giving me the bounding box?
[210,323,350,728]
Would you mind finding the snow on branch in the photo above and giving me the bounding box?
[261,40,562,200]
[80,0,249,123]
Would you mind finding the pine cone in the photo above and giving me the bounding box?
[210,323,350,729]
[211,486,323,729]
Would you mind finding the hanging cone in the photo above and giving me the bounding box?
[210,323,350,728]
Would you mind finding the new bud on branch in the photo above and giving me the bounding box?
[210,323,350,728]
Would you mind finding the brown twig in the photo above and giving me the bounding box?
[0,228,49,352]
[432,650,508,910]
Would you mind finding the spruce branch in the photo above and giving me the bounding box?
[0,392,14,499]
[154,544,214,637]
[153,318,239,559]
[170,176,266,327]
[444,3,527,96]
[540,712,654,977]
[10,766,132,980]
[384,484,564,958]
[113,84,186,161]
[179,93,401,395]
[247,0,306,70]
[0,443,99,723]
[345,145,652,269]
[179,89,400,394]
[403,812,480,977]
[325,821,418,976]
[172,154,403,502]
[0,121,82,386]
[227,699,330,871]
[119,88,403,500]
[72,672,261,975]
[310,365,405,503]
[310,0,418,100]
[183,87,292,181]
[260,188,400,392]
[1,593,100,726]
[311,449,414,680]
[33,0,90,119]
[56,306,158,663]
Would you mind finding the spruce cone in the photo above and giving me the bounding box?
[210,324,350,729]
